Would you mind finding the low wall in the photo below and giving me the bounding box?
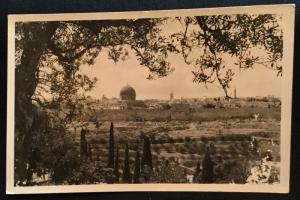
[86,107,280,122]
[189,107,280,121]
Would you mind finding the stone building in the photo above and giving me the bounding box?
[120,84,136,101]
[119,84,146,109]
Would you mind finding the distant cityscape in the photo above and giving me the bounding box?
[83,84,281,111]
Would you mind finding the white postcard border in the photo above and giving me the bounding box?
[6,4,295,194]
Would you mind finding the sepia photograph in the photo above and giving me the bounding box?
[6,4,295,194]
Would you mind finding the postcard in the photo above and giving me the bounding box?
[6,4,295,194]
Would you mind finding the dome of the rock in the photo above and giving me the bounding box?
[120,84,136,101]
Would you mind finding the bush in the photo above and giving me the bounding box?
[185,136,192,143]
[190,154,197,160]
[165,144,176,153]
[154,138,167,144]
[169,156,175,162]
[177,145,188,154]
[151,162,186,183]
[228,145,237,154]
[200,136,209,142]
[214,160,250,184]
[176,137,184,143]
[187,143,198,154]
[203,103,216,108]
[152,145,161,154]
[167,137,175,144]
[197,143,207,154]
[68,161,105,184]
[218,135,227,141]
[208,136,217,141]
[183,160,196,168]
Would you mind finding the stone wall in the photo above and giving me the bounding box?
[85,107,280,122]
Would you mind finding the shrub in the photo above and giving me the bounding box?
[197,143,207,155]
[190,154,197,160]
[165,145,176,153]
[228,145,237,154]
[185,136,192,143]
[209,136,217,141]
[200,136,209,142]
[169,156,175,162]
[150,162,186,183]
[218,135,227,141]
[187,143,198,154]
[68,161,105,184]
[203,103,216,108]
[155,138,167,144]
[99,138,107,144]
[118,138,127,144]
[183,160,196,168]
[176,137,184,143]
[215,160,250,184]
[167,137,175,144]
[152,145,161,154]
[177,145,188,154]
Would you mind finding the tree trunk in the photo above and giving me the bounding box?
[15,22,58,185]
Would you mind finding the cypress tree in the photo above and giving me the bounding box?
[201,149,215,183]
[87,143,92,161]
[80,128,88,159]
[107,122,114,168]
[122,142,132,183]
[114,144,120,182]
[195,161,201,175]
[194,160,201,183]
[141,136,153,170]
[133,149,141,183]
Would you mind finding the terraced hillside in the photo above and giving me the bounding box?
[67,118,280,183]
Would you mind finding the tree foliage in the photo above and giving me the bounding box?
[172,14,282,98]
[14,109,80,185]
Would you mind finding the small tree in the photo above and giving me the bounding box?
[133,150,141,183]
[142,136,153,171]
[107,122,114,168]
[201,148,215,183]
[122,143,132,183]
[114,144,120,183]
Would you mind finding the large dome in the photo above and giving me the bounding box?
[120,84,136,101]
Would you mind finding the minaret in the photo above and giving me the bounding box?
[170,92,174,101]
[234,88,237,99]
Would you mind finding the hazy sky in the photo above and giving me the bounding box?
[80,51,281,100]
[80,19,282,100]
